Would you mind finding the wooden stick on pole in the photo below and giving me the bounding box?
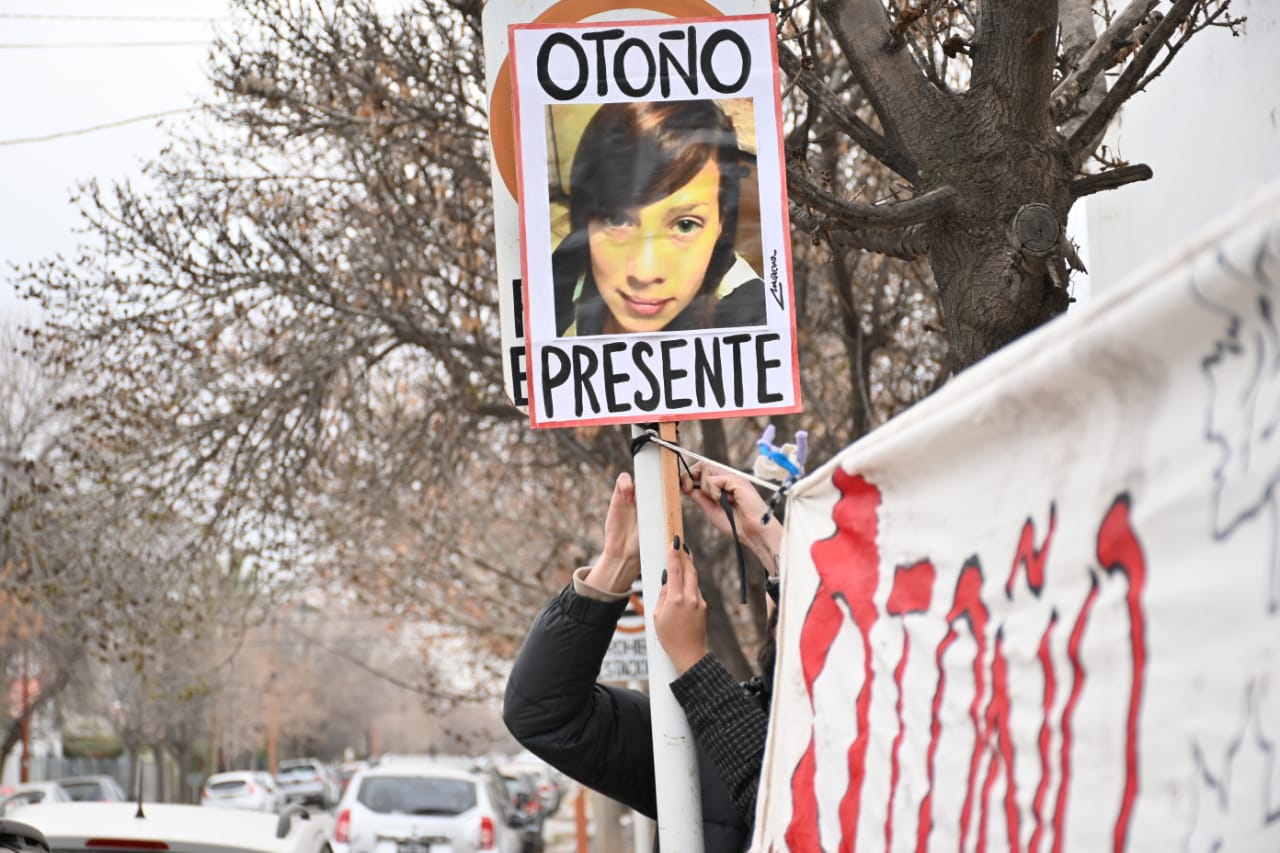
[657,421,685,545]
[632,421,703,853]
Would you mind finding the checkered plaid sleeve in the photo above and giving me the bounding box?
[670,653,770,825]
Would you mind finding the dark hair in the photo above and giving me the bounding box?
[552,100,745,335]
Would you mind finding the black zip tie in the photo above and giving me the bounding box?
[629,429,655,457]
[762,482,790,527]
[675,450,696,484]
[630,426,698,486]
[720,490,750,605]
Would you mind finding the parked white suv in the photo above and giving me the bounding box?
[331,760,525,853]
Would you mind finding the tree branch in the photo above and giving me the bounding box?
[788,170,957,228]
[813,0,940,154]
[1068,0,1199,162]
[1052,0,1157,125]
[851,225,930,260]
[1054,0,1114,155]
[1134,1,1246,93]
[1070,163,1153,197]
[777,44,917,181]
[1056,0,1099,64]
[789,206,930,260]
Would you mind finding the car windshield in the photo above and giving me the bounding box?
[59,783,101,801]
[357,776,476,816]
[277,765,315,778]
[210,779,249,791]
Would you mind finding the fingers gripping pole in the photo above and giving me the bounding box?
[631,422,704,853]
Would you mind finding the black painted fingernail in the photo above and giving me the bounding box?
[672,534,681,550]
[661,569,668,585]
[681,543,691,555]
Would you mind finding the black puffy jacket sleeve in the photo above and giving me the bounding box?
[502,584,658,819]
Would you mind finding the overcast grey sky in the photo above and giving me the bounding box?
[0,0,418,325]
[0,0,228,321]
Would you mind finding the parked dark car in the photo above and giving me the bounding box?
[502,757,565,816]
[500,771,545,853]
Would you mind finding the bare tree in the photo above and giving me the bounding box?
[0,323,90,766]
[1,323,72,607]
[14,0,1245,685]
[781,0,1243,369]
[20,0,644,677]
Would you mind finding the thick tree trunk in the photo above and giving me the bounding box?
[917,97,1075,369]
[813,0,1079,369]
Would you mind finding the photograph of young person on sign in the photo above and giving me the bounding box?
[547,99,766,337]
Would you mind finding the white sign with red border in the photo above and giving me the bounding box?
[508,14,799,428]
[484,0,774,412]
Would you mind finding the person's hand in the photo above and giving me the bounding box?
[584,472,641,594]
[654,537,708,674]
[680,461,783,573]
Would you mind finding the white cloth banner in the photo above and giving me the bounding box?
[755,187,1280,852]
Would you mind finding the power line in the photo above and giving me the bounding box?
[0,107,202,147]
[0,40,211,49]
[0,12,224,22]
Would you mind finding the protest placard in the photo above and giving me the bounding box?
[484,0,771,411]
[509,15,799,427]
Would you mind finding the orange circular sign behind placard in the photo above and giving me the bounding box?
[489,0,725,199]
[615,592,647,634]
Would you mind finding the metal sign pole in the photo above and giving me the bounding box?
[632,422,704,852]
